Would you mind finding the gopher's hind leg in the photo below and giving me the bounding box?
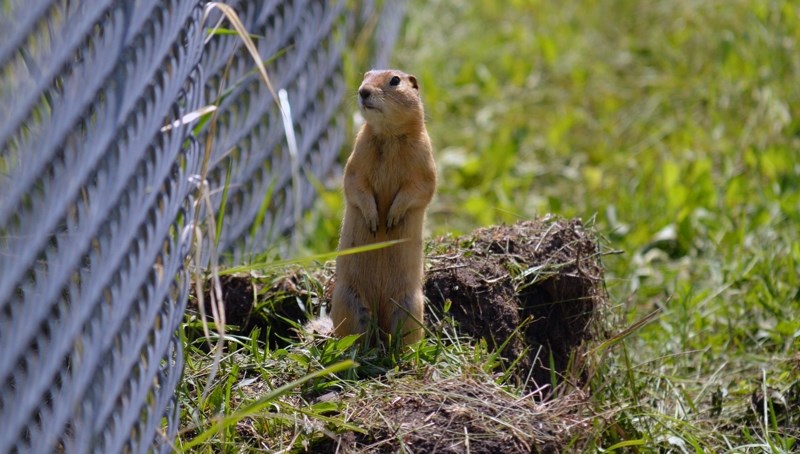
[331,285,378,345]
[386,292,424,347]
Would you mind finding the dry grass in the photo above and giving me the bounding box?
[324,372,590,453]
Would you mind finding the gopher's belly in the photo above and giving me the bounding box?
[336,204,425,316]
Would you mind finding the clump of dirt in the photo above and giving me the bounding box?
[424,216,608,390]
[193,274,256,329]
[188,267,331,346]
[315,374,586,453]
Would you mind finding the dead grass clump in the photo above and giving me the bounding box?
[320,374,588,453]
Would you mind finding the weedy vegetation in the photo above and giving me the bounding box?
[177,1,800,452]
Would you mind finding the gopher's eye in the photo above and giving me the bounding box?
[389,76,401,86]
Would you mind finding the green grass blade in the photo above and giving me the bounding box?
[214,159,232,247]
[220,239,409,275]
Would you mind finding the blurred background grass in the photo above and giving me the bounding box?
[308,0,798,447]
[392,1,799,334]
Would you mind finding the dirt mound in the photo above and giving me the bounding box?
[187,217,608,452]
[190,217,607,386]
[424,217,607,390]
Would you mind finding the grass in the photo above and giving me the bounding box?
[177,0,800,452]
[392,0,799,450]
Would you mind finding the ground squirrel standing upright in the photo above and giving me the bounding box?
[330,69,437,347]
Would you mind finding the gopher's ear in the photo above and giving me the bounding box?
[408,75,419,90]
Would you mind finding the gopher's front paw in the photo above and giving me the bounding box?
[386,206,406,231]
[357,199,379,234]
[364,211,378,234]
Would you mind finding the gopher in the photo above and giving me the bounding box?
[330,69,437,347]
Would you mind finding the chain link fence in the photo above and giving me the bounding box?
[0,0,405,451]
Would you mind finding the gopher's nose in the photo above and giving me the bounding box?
[359,87,371,100]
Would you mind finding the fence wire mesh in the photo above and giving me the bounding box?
[0,0,405,451]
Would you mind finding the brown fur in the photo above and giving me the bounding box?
[330,70,437,347]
